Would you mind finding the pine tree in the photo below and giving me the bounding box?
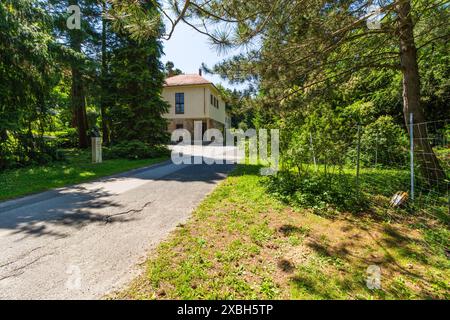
[48,0,102,148]
[0,0,59,168]
[165,61,183,77]
[108,2,168,145]
[166,0,448,183]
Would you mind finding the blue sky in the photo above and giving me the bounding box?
[161,21,244,90]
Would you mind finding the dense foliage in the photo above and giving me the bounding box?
[0,0,60,169]
[104,9,168,145]
[159,0,448,183]
[104,140,169,160]
[0,0,169,170]
[120,0,447,214]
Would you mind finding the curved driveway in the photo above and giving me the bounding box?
[0,146,237,299]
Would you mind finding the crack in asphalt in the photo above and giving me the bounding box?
[0,159,236,298]
[0,246,44,269]
[0,201,153,282]
[103,200,153,223]
[0,252,54,282]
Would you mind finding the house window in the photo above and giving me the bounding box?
[210,94,220,108]
[175,93,184,114]
[176,124,183,129]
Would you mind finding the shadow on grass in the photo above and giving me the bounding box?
[229,164,448,299]
[307,222,443,270]
[290,274,341,299]
[293,236,441,299]
[297,220,449,298]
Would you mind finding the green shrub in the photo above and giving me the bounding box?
[281,110,350,173]
[148,145,171,158]
[53,129,79,149]
[104,140,169,160]
[0,133,64,171]
[347,116,408,167]
[37,141,65,164]
[265,170,368,214]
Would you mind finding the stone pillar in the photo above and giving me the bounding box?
[194,121,203,144]
[91,137,102,163]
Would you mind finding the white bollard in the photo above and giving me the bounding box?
[91,137,102,163]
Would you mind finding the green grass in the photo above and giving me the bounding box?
[267,162,448,222]
[116,164,449,300]
[0,149,168,201]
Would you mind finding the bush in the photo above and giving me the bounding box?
[281,110,351,173]
[0,135,64,171]
[147,144,170,158]
[37,140,65,163]
[265,170,368,214]
[104,140,169,160]
[347,116,408,167]
[53,129,79,149]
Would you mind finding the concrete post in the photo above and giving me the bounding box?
[91,137,102,163]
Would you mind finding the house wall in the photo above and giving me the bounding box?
[206,87,226,126]
[167,118,223,141]
[162,84,226,125]
[162,85,207,119]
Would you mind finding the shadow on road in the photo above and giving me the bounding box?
[0,160,236,238]
[1,186,125,239]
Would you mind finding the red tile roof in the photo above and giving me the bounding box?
[164,74,212,87]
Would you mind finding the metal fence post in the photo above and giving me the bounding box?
[356,124,361,189]
[309,132,317,171]
[375,131,378,167]
[410,113,414,202]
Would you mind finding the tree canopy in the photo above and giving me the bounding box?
[130,0,449,182]
[0,0,169,169]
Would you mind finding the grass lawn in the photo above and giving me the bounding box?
[0,149,168,201]
[116,164,449,300]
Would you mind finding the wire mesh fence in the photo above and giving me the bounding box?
[410,118,449,219]
[281,115,449,220]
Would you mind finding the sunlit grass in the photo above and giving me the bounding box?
[0,149,168,201]
[115,164,449,300]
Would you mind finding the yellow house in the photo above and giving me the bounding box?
[162,72,230,137]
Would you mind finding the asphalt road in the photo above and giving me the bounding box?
[0,146,237,299]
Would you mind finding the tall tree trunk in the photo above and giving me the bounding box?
[69,0,89,149]
[396,0,446,185]
[71,66,89,148]
[100,1,110,145]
